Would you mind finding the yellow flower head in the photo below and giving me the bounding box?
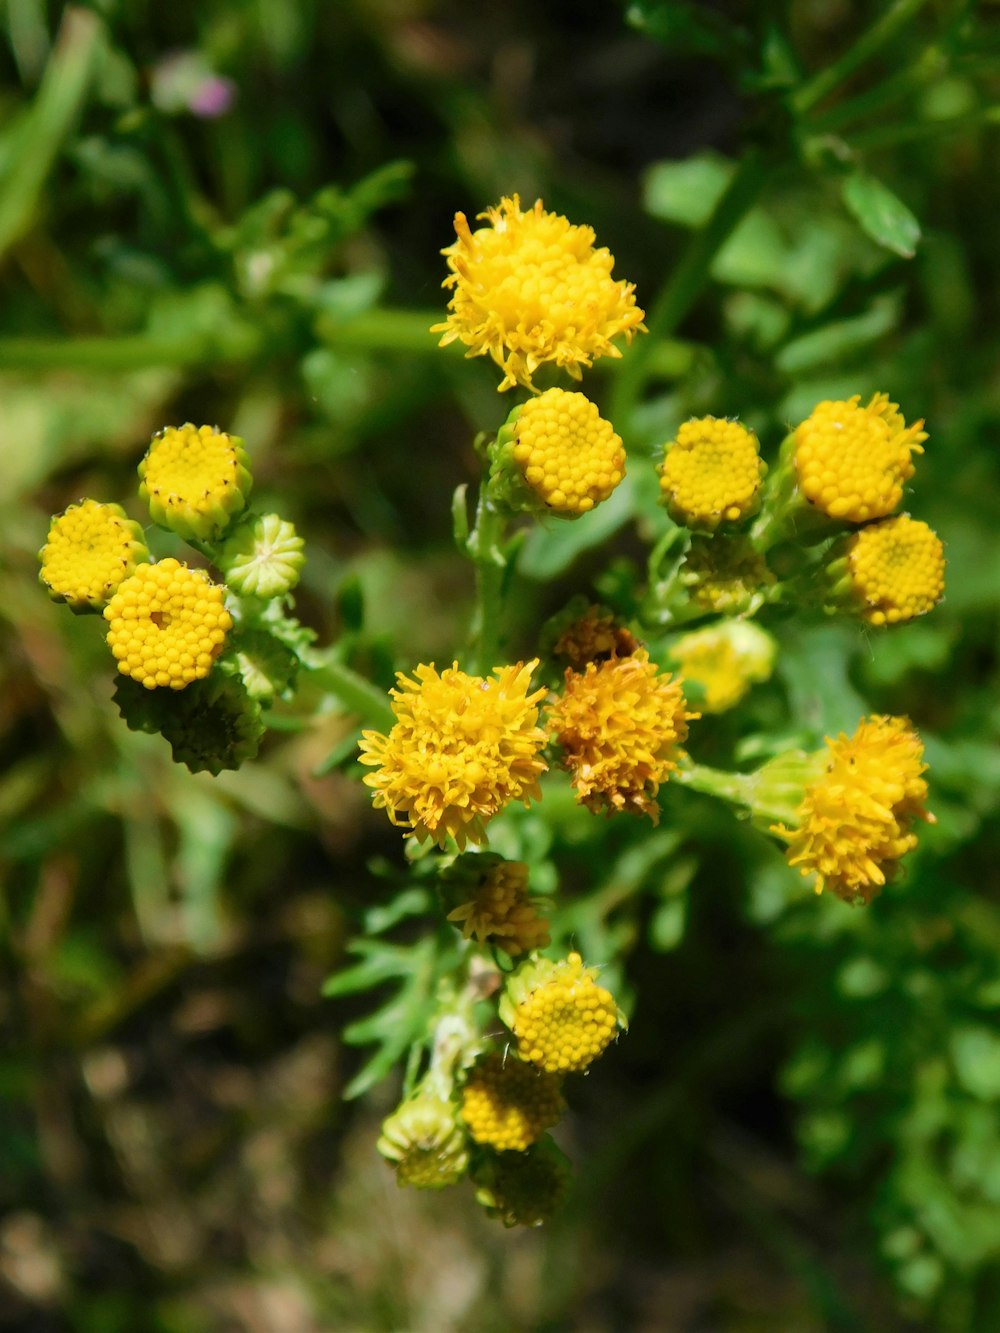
[658,417,764,530]
[547,649,697,822]
[793,393,926,523]
[378,1089,469,1189]
[499,952,625,1074]
[473,1136,572,1228]
[39,500,149,611]
[668,621,777,714]
[444,854,550,956]
[138,423,252,541]
[358,661,548,850]
[771,715,933,905]
[552,605,640,670]
[842,514,945,626]
[103,558,232,690]
[461,1052,564,1152]
[492,388,626,516]
[433,195,646,392]
[680,535,775,616]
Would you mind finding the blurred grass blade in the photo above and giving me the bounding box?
[0,6,104,263]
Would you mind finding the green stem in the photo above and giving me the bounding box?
[466,486,508,675]
[791,0,935,116]
[0,328,259,371]
[309,658,396,731]
[674,761,757,810]
[848,103,1000,151]
[610,146,771,425]
[806,52,942,134]
[316,308,448,354]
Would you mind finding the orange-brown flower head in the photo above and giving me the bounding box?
[770,715,933,905]
[433,195,645,392]
[547,649,697,822]
[551,606,640,670]
[658,417,764,531]
[358,661,548,849]
[793,394,926,523]
[461,1051,565,1152]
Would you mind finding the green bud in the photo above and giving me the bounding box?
[377,1086,469,1189]
[472,1136,572,1227]
[217,512,305,599]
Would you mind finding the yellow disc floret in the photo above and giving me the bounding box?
[358,661,548,850]
[445,856,550,956]
[844,514,945,626]
[771,715,933,905]
[668,621,776,714]
[461,1052,564,1151]
[502,389,626,515]
[39,500,149,611]
[103,558,232,690]
[500,953,625,1074]
[658,417,764,530]
[793,393,926,523]
[433,195,646,392]
[547,649,697,822]
[138,423,252,541]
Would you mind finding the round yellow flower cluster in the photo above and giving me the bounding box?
[506,388,626,515]
[434,195,645,392]
[39,500,149,611]
[139,423,252,541]
[772,715,933,904]
[668,621,776,714]
[500,952,625,1074]
[358,661,548,849]
[103,558,232,691]
[548,649,697,822]
[793,393,926,523]
[461,1052,564,1151]
[658,417,764,531]
[843,514,946,626]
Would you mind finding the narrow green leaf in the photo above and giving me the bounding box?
[841,171,921,258]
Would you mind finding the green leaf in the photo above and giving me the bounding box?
[643,154,733,228]
[841,171,921,259]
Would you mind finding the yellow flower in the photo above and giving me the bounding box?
[793,394,926,523]
[444,854,550,956]
[103,558,232,690]
[472,1136,572,1227]
[658,417,764,530]
[358,661,548,850]
[433,195,645,392]
[668,621,776,714]
[680,535,775,616]
[499,952,625,1074]
[547,649,696,822]
[771,715,933,904]
[461,1052,564,1152]
[138,423,252,541]
[378,1089,468,1189]
[491,389,626,516]
[39,500,149,611]
[840,514,945,626]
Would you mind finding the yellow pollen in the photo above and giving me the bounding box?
[358,661,548,849]
[432,195,646,392]
[512,389,625,514]
[793,393,927,523]
[461,1053,564,1151]
[659,417,764,529]
[845,515,945,626]
[102,558,232,690]
[39,500,149,610]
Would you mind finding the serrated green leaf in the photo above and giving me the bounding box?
[841,171,921,259]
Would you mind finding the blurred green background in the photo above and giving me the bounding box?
[3,1,1000,1329]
